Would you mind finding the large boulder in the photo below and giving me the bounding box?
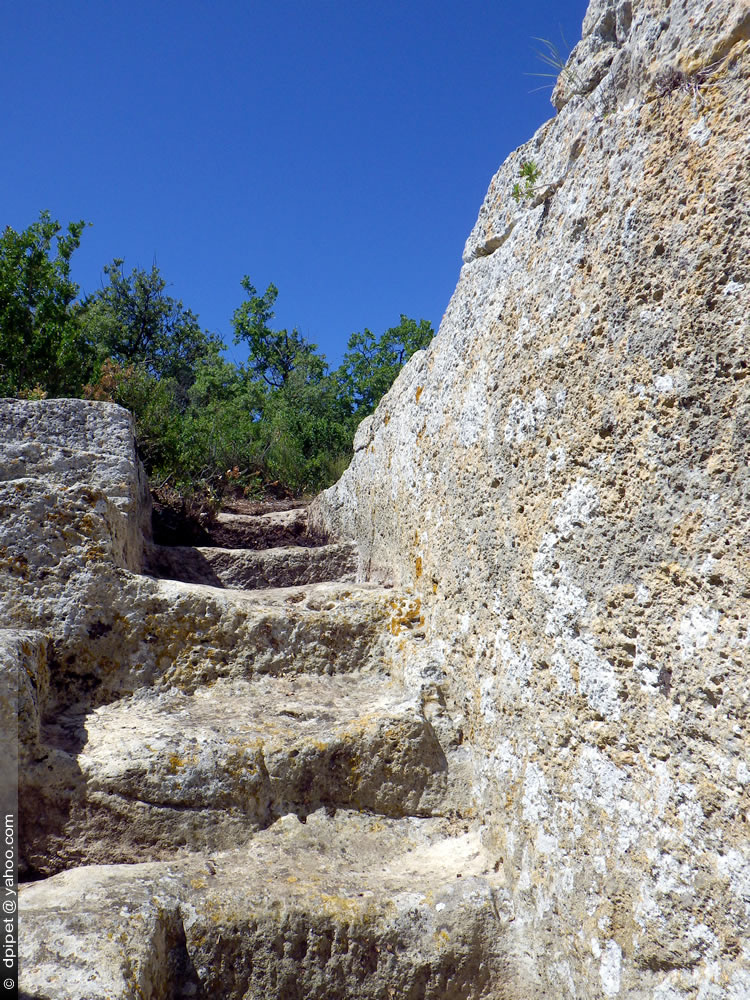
[0,399,151,572]
[311,1,750,996]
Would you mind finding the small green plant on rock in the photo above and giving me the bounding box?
[512,160,541,204]
[528,35,609,116]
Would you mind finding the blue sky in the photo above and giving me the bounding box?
[2,0,588,368]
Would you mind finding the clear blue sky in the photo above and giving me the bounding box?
[2,0,588,369]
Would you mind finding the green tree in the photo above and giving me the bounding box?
[232,277,321,389]
[261,353,355,492]
[338,315,434,418]
[177,345,267,484]
[79,260,221,406]
[0,211,93,396]
[229,276,360,492]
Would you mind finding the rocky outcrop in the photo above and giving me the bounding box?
[5,401,509,997]
[311,1,750,996]
[0,398,151,573]
[20,814,511,1000]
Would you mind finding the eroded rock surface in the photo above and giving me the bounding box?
[20,814,513,1000]
[0,399,151,572]
[4,401,500,998]
[147,539,357,589]
[311,1,750,996]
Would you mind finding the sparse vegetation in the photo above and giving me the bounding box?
[528,35,607,116]
[652,57,728,111]
[512,160,541,204]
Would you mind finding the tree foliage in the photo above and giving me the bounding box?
[232,277,324,390]
[79,260,222,406]
[0,211,435,496]
[339,316,434,418]
[0,211,93,396]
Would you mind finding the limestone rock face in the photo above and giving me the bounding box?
[8,1,750,996]
[311,2,750,996]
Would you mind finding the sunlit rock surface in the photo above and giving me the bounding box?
[311,1,750,995]
[6,401,505,997]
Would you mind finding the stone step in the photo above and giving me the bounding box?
[27,672,451,871]
[146,540,358,589]
[20,811,513,1000]
[210,507,319,550]
[7,571,421,714]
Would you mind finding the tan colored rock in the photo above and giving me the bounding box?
[0,399,150,571]
[0,476,408,707]
[6,401,481,1000]
[311,2,750,995]
[14,570,440,876]
[21,811,517,1000]
[10,2,750,996]
[28,671,468,871]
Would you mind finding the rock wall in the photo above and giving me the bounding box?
[311,1,750,996]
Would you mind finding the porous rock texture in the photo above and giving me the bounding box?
[5,400,508,998]
[311,0,750,996]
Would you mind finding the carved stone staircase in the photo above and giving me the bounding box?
[18,501,512,999]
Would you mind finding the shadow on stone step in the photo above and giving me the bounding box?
[145,545,225,587]
[151,496,216,547]
[209,520,328,551]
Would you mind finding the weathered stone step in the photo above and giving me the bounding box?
[146,540,358,589]
[8,573,421,716]
[28,672,450,871]
[20,811,513,1000]
[209,506,321,550]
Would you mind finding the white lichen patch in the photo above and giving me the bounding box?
[491,620,533,691]
[522,761,550,824]
[653,374,674,394]
[480,676,501,726]
[678,605,719,661]
[716,849,750,918]
[532,532,588,634]
[553,478,600,538]
[533,505,620,719]
[722,278,746,296]
[504,390,548,445]
[687,117,711,147]
[457,372,489,447]
[568,634,621,721]
[600,939,622,996]
[551,650,576,695]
